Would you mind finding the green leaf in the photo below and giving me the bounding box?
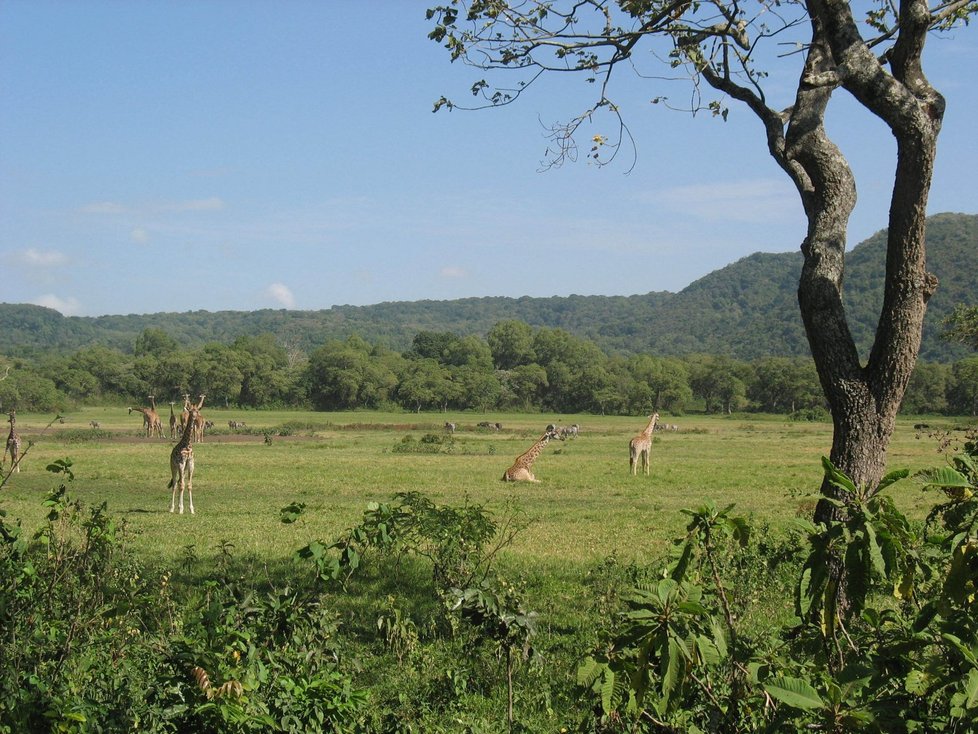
[963,669,978,709]
[822,456,857,495]
[661,637,683,709]
[905,669,930,696]
[864,522,887,578]
[764,676,824,710]
[918,466,972,489]
[601,667,615,714]
[877,468,909,492]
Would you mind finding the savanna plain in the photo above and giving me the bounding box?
[0,408,961,731]
[2,409,945,567]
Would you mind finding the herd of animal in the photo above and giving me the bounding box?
[2,404,674,515]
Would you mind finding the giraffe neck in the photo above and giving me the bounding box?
[519,435,551,467]
[642,416,658,437]
[176,411,197,449]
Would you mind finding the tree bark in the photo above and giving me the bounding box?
[795,0,943,517]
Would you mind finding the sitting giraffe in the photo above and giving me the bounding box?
[502,425,559,482]
[169,405,199,514]
[629,412,660,476]
[3,411,22,474]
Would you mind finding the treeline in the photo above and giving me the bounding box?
[1,320,975,417]
[2,214,976,363]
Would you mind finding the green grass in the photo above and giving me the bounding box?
[1,408,954,571]
[2,408,967,731]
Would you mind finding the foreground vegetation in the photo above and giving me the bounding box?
[2,411,977,731]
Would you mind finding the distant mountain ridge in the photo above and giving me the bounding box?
[2,212,975,362]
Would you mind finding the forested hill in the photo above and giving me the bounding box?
[2,212,975,361]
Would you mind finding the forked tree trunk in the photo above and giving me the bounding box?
[794,0,943,518]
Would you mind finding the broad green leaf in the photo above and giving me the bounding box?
[918,466,971,490]
[764,676,825,710]
[797,566,814,617]
[600,667,615,714]
[710,618,728,658]
[864,522,887,578]
[963,669,978,709]
[905,669,930,696]
[661,637,683,709]
[747,661,768,684]
[942,633,978,666]
[877,468,910,492]
[576,656,602,687]
[822,456,857,495]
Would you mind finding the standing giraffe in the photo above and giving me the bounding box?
[147,395,165,438]
[180,394,191,434]
[128,406,157,437]
[629,412,660,476]
[168,402,178,440]
[502,425,559,482]
[191,394,206,443]
[168,406,199,514]
[3,411,22,473]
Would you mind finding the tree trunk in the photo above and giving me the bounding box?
[792,0,943,519]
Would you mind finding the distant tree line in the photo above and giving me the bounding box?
[0,321,974,416]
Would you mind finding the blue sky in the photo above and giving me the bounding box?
[1,2,975,318]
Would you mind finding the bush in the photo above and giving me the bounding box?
[0,460,368,733]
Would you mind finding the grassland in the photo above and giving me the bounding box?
[3,407,971,730]
[0,407,955,573]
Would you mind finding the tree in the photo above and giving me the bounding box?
[688,355,749,414]
[942,304,978,350]
[901,360,949,414]
[487,320,536,369]
[499,363,549,410]
[189,343,245,406]
[397,358,452,413]
[625,355,693,414]
[749,357,823,414]
[426,0,971,514]
[947,357,978,416]
[133,328,178,359]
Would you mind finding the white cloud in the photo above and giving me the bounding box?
[33,294,81,316]
[17,248,67,267]
[439,266,468,279]
[266,282,296,308]
[130,227,150,244]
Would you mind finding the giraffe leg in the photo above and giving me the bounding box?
[186,456,195,514]
[169,473,178,513]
